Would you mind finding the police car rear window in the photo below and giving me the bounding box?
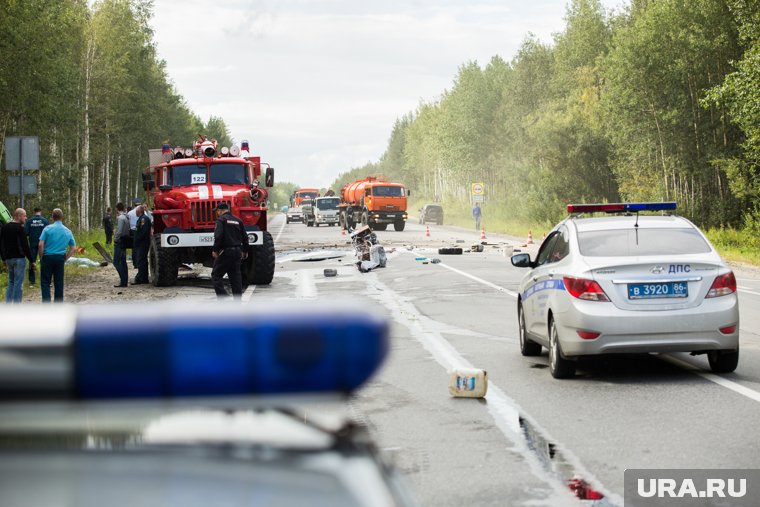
[578,228,711,256]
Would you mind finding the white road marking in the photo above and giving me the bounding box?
[407,250,518,298]
[661,354,760,404]
[364,273,617,506]
[273,214,287,243]
[296,269,318,299]
[242,284,256,303]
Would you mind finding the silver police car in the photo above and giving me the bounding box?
[512,202,739,379]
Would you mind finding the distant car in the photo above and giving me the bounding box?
[511,202,740,379]
[419,204,443,225]
[0,303,418,507]
[286,206,304,224]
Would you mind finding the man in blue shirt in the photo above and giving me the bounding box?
[24,207,48,286]
[38,208,76,303]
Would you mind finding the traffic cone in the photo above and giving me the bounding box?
[480,227,486,240]
[425,226,430,237]
[527,231,534,244]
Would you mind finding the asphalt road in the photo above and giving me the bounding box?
[242,215,760,506]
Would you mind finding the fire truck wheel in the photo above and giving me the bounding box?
[149,236,179,286]
[244,231,275,285]
[393,220,405,232]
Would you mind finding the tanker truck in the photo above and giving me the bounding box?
[339,176,409,231]
[142,136,275,286]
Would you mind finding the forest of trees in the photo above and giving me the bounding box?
[330,0,760,232]
[0,0,233,229]
[3,0,760,235]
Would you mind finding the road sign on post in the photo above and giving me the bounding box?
[4,136,40,209]
[471,182,485,196]
[8,175,37,195]
[4,136,39,171]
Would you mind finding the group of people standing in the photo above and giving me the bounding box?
[3,199,248,301]
[109,202,151,287]
[0,207,76,303]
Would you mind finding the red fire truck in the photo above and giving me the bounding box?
[143,136,275,286]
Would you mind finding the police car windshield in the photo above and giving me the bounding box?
[372,186,404,197]
[578,228,711,256]
[170,164,247,186]
[317,198,339,210]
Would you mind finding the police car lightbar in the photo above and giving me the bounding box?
[0,303,388,400]
[567,202,677,214]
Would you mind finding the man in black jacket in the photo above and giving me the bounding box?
[0,208,35,303]
[132,205,152,284]
[211,203,249,299]
[102,207,113,245]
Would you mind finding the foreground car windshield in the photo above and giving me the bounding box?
[578,228,712,256]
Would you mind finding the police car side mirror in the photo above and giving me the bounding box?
[511,253,533,268]
[265,167,274,188]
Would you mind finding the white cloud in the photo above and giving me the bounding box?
[149,0,622,188]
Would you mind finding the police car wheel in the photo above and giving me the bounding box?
[518,303,542,356]
[549,319,575,379]
[707,347,739,373]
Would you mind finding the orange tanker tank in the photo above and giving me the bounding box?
[339,176,409,232]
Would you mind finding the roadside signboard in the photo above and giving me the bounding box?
[8,175,37,195]
[471,182,485,196]
[4,136,40,208]
[4,136,39,171]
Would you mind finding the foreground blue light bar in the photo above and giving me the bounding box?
[71,304,388,399]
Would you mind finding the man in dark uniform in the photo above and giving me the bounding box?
[211,202,249,299]
[346,205,355,231]
[24,207,48,286]
[132,205,151,284]
[102,207,113,245]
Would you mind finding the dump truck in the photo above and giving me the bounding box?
[143,136,275,286]
[339,176,409,231]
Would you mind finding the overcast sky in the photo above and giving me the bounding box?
[149,0,624,189]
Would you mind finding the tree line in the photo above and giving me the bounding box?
[0,0,233,229]
[330,0,760,231]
